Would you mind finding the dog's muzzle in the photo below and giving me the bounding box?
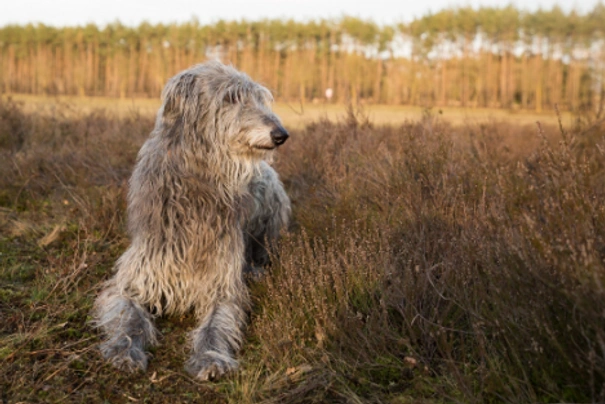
[270,124,289,146]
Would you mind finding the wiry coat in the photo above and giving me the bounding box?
[92,61,290,380]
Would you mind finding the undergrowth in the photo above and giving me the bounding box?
[1,97,604,403]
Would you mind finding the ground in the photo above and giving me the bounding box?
[1,95,604,403]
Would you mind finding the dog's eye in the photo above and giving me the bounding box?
[223,92,239,104]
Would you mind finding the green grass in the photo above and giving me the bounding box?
[1,97,604,403]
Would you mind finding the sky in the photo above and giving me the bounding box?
[0,0,601,27]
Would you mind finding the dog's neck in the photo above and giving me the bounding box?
[210,156,259,204]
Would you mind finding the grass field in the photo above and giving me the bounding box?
[1,96,604,403]
[7,93,575,128]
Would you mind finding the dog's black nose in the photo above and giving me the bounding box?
[270,125,289,146]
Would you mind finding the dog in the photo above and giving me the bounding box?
[92,61,290,380]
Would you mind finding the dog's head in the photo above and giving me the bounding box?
[160,61,288,159]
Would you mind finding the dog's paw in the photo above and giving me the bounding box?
[99,339,148,372]
[185,351,238,381]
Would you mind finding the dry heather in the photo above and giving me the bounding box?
[1,97,604,403]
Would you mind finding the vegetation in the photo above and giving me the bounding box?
[1,5,605,111]
[1,96,604,403]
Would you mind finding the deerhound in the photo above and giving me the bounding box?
[92,61,291,380]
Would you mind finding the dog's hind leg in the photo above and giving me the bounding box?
[185,297,247,380]
[244,161,291,274]
[93,279,158,372]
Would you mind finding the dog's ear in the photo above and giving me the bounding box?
[162,73,200,119]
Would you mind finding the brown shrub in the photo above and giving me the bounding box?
[254,107,605,402]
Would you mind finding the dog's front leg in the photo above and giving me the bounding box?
[93,279,158,372]
[185,296,246,380]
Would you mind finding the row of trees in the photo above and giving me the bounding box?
[1,5,604,111]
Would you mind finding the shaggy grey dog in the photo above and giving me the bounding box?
[92,61,290,380]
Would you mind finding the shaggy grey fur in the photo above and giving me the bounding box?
[92,61,290,380]
[245,161,291,270]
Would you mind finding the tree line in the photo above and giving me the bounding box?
[1,5,604,111]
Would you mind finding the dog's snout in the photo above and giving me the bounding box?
[270,125,289,146]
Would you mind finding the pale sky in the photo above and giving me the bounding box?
[0,0,601,27]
